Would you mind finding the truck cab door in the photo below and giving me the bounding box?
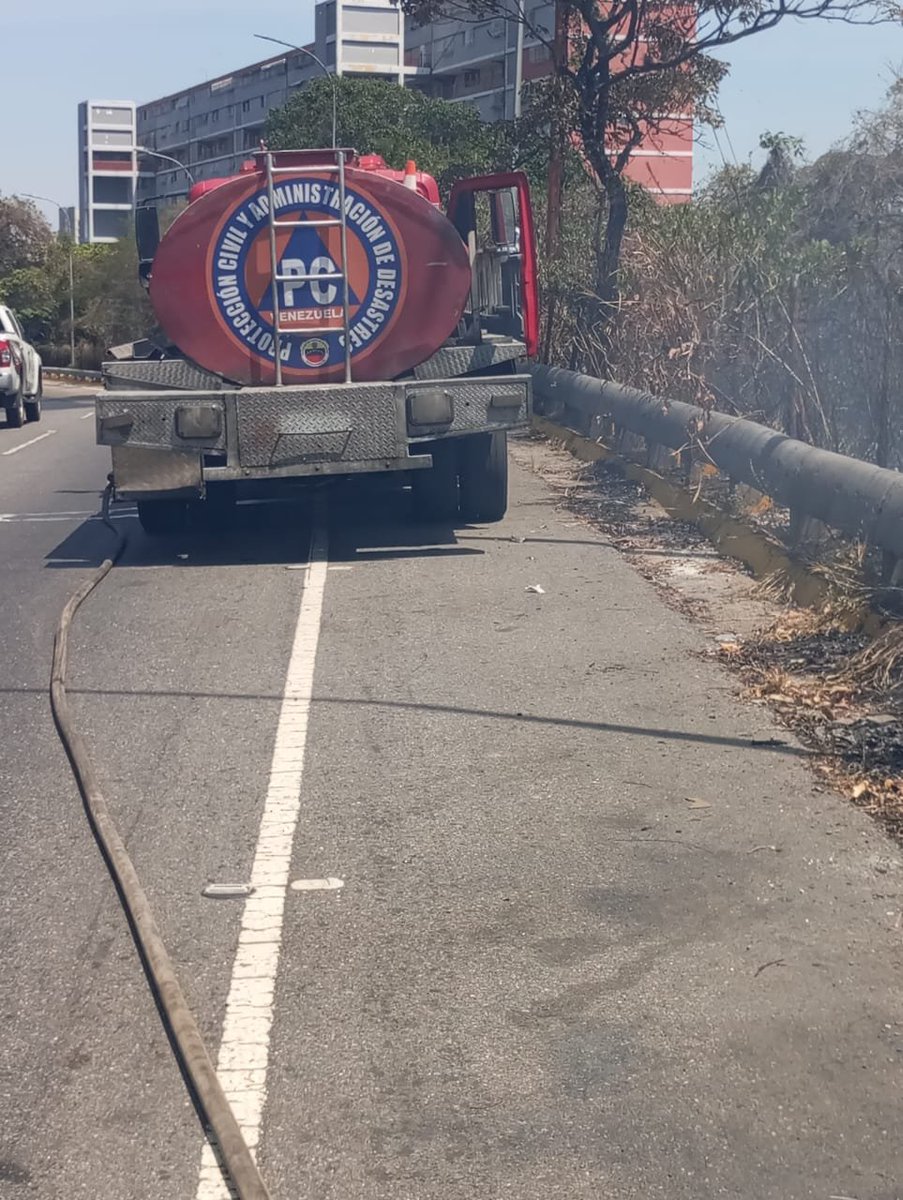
[447,172,538,358]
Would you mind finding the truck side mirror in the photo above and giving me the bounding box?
[135,205,160,288]
[490,188,520,255]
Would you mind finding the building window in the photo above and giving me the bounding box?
[463,68,480,86]
[242,100,251,113]
[93,176,133,205]
[212,110,219,123]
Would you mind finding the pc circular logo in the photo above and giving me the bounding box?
[209,177,404,373]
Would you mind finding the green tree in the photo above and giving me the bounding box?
[0,265,58,340]
[265,76,503,193]
[0,195,52,277]
[72,237,153,351]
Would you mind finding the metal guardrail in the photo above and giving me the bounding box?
[530,363,903,564]
[44,367,102,383]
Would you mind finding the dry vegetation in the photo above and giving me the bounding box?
[543,86,903,472]
[728,611,903,839]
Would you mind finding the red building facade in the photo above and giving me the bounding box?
[405,5,693,203]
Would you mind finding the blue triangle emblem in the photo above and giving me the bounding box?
[256,221,361,310]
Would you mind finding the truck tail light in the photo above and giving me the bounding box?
[175,404,223,439]
[0,340,10,368]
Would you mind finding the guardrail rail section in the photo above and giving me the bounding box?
[530,364,903,577]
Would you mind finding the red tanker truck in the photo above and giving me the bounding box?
[96,148,537,535]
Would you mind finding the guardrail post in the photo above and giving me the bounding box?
[589,412,606,441]
[566,402,592,438]
[881,550,903,588]
[788,508,831,551]
[788,507,806,546]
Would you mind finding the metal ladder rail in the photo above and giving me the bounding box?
[336,151,353,384]
[265,152,353,386]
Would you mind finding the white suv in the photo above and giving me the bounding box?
[0,305,43,427]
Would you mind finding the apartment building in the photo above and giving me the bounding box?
[83,0,692,226]
[136,0,406,205]
[77,100,138,243]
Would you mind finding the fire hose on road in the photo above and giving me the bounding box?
[49,486,272,1200]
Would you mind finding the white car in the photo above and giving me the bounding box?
[0,305,43,427]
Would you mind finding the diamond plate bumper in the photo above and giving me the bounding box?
[97,375,531,496]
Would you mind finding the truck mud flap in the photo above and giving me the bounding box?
[112,446,202,497]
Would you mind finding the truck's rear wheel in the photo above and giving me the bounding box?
[6,382,25,428]
[137,498,188,537]
[411,441,458,521]
[458,431,508,523]
[25,371,42,423]
[203,482,237,529]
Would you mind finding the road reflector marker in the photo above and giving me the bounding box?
[290,877,344,892]
[202,884,255,899]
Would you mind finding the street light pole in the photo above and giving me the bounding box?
[24,192,76,367]
[67,250,75,368]
[254,33,337,149]
[135,147,196,186]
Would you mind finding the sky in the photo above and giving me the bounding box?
[1,1,901,224]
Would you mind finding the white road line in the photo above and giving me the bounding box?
[196,524,329,1199]
[0,509,136,524]
[2,430,57,456]
[80,411,95,420]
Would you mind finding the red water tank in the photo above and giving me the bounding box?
[150,152,471,387]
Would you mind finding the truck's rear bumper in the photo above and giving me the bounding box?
[96,375,531,499]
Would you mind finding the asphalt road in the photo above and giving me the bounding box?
[1,385,901,1200]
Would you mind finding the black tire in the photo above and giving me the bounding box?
[201,482,238,531]
[411,440,459,521]
[6,382,25,428]
[137,498,188,537]
[25,370,42,423]
[458,431,508,523]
